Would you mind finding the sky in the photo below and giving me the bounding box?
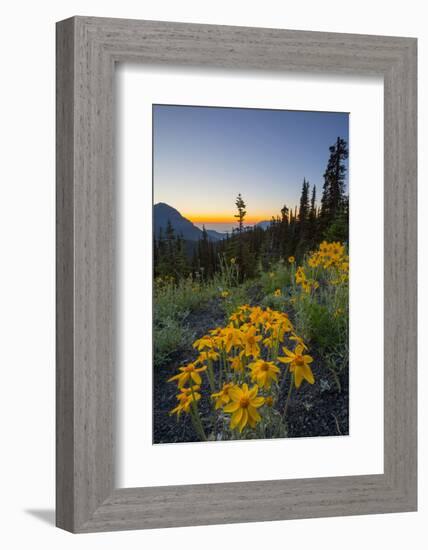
[153,104,349,231]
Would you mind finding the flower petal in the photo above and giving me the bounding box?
[230,407,243,429]
[248,385,258,399]
[302,365,315,384]
[250,397,265,408]
[228,387,243,402]
[278,356,293,365]
[177,375,188,389]
[224,401,240,413]
[239,409,248,432]
[283,347,294,358]
[191,372,201,385]
[294,368,303,388]
[247,406,261,423]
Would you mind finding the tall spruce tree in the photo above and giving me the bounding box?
[232,193,256,280]
[234,193,247,233]
[298,178,310,233]
[308,184,317,247]
[320,137,349,234]
[295,178,311,257]
[280,204,290,258]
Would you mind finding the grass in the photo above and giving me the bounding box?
[153,275,218,367]
[154,244,349,377]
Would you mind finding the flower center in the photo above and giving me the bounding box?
[247,336,255,345]
[294,356,304,367]
[261,363,270,372]
[240,396,250,408]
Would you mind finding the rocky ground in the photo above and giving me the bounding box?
[153,296,349,445]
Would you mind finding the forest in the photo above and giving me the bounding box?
[154,137,348,283]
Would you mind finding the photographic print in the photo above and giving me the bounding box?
[153,105,349,444]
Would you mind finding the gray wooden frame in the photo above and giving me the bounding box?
[56,16,417,533]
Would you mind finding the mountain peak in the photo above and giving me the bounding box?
[153,203,226,242]
[154,203,203,241]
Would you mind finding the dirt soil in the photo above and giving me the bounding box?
[153,295,349,445]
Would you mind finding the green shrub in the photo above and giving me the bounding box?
[259,261,292,296]
[153,315,195,368]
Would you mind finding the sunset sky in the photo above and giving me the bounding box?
[153,104,349,231]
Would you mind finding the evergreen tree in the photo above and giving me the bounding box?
[154,137,348,283]
[234,193,247,233]
[165,219,175,258]
[298,178,310,243]
[174,234,188,279]
[298,178,310,223]
[198,226,211,279]
[280,204,290,258]
[308,184,317,247]
[320,137,349,233]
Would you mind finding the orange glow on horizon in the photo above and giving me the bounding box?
[185,213,274,224]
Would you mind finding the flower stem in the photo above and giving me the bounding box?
[207,360,216,393]
[190,386,207,441]
[283,374,294,420]
[190,407,206,441]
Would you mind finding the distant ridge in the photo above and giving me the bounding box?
[153,203,226,242]
[255,220,272,230]
[206,229,227,240]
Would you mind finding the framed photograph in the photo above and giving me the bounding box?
[151,104,350,445]
[56,17,417,532]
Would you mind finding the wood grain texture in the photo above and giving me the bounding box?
[56,16,417,533]
[56,18,75,532]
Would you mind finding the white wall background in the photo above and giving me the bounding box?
[0,1,424,548]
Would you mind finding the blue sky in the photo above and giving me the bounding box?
[153,104,348,227]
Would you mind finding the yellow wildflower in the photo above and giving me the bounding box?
[274,289,281,296]
[288,256,295,263]
[249,306,264,325]
[295,266,306,284]
[211,383,234,409]
[307,241,348,272]
[301,280,311,294]
[221,290,230,298]
[229,352,245,372]
[170,386,201,417]
[278,344,315,388]
[224,383,265,432]
[334,308,344,318]
[230,257,236,264]
[193,336,214,351]
[267,323,287,345]
[168,362,207,388]
[196,350,220,364]
[243,325,262,358]
[263,335,275,349]
[229,310,245,324]
[308,255,319,268]
[289,333,308,350]
[248,360,280,390]
[221,326,243,353]
[265,396,274,407]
